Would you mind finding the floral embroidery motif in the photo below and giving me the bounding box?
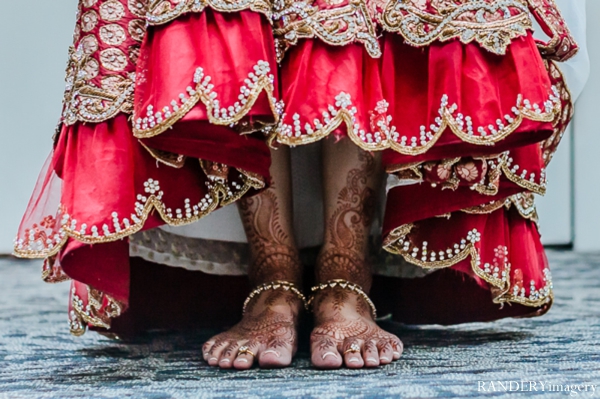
[61,46,136,126]
[273,0,380,61]
[133,60,279,138]
[59,0,146,128]
[146,0,272,25]
[276,87,561,155]
[378,0,532,55]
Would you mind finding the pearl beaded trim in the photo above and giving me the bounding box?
[61,45,136,127]
[277,88,561,155]
[383,210,553,307]
[69,285,123,337]
[133,60,278,138]
[14,171,265,259]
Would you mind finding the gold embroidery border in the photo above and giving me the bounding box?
[132,63,279,139]
[383,216,553,308]
[276,90,561,156]
[13,169,265,259]
[273,0,381,61]
[378,0,532,56]
[146,0,272,26]
[70,285,124,336]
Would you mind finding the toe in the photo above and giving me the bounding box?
[258,337,295,369]
[207,340,228,367]
[218,342,240,369]
[362,340,380,368]
[233,341,259,370]
[390,337,404,360]
[258,345,293,368]
[202,341,214,361]
[377,339,394,365]
[311,336,343,369]
[342,338,364,369]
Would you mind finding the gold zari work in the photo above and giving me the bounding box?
[379,0,532,55]
[146,0,272,25]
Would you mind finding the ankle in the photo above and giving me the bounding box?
[315,248,372,292]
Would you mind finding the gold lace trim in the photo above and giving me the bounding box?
[273,0,380,61]
[61,45,135,126]
[379,0,532,55]
[276,88,561,155]
[462,193,539,223]
[133,60,279,138]
[13,168,265,259]
[541,60,573,167]
[138,141,187,168]
[146,0,272,25]
[383,219,553,308]
[69,285,124,336]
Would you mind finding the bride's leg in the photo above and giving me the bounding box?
[203,146,303,369]
[310,137,403,369]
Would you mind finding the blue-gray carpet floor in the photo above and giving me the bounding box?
[1,251,599,398]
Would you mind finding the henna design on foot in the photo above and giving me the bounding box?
[310,288,403,369]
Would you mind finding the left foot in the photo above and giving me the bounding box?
[310,287,403,369]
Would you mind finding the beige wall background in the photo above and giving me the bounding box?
[0,0,598,253]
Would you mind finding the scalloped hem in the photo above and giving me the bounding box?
[382,199,553,309]
[133,60,280,139]
[276,87,560,156]
[14,166,264,260]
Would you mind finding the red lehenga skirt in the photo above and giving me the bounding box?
[14,0,578,337]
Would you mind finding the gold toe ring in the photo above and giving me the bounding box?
[343,343,361,355]
[237,346,256,357]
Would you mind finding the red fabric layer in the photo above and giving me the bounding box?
[135,10,278,135]
[381,33,554,163]
[98,253,549,338]
[142,122,271,176]
[383,143,545,234]
[280,40,383,138]
[20,115,270,306]
[281,34,554,160]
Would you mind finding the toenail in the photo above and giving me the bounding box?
[209,357,218,362]
[348,358,360,363]
[380,356,390,361]
[393,351,401,356]
[220,359,230,363]
[263,349,280,357]
[237,358,248,363]
[322,352,338,360]
[204,352,209,357]
[366,357,377,363]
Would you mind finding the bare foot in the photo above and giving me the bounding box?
[310,287,403,369]
[203,289,302,369]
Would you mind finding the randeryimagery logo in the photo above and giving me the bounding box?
[478,381,597,396]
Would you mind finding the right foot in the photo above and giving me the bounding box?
[202,288,302,369]
[310,287,403,369]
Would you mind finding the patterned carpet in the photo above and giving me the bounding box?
[1,251,599,398]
